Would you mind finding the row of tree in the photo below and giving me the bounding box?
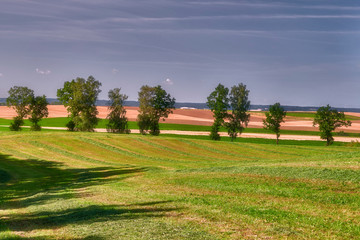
[7,87,48,131]
[56,76,175,134]
[206,83,351,145]
[206,83,250,141]
[6,76,351,145]
[6,76,175,135]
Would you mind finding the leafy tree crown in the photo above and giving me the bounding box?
[225,83,251,141]
[137,85,175,135]
[57,76,102,131]
[7,86,35,118]
[313,105,351,145]
[263,102,286,144]
[207,84,229,120]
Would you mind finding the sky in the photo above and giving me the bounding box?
[0,0,360,107]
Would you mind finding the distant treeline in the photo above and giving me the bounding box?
[0,98,359,112]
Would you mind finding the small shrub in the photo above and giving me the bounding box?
[9,117,24,131]
[66,120,76,131]
[347,140,360,147]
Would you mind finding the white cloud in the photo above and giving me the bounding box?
[112,68,119,74]
[36,68,51,75]
[164,78,174,85]
[0,73,3,77]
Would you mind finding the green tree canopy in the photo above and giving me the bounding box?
[225,83,250,141]
[7,86,34,118]
[207,84,229,140]
[137,85,175,135]
[106,88,130,134]
[29,95,49,131]
[263,102,286,145]
[6,86,35,131]
[313,105,351,146]
[57,76,102,131]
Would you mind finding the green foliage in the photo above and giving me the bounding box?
[263,103,286,144]
[137,113,152,134]
[137,85,175,135]
[225,83,250,141]
[9,116,24,131]
[6,86,34,118]
[347,140,360,147]
[207,84,229,140]
[65,120,75,131]
[106,88,130,134]
[6,86,34,131]
[152,86,176,120]
[29,95,49,131]
[57,76,102,132]
[209,119,222,140]
[313,105,351,146]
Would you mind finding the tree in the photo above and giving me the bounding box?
[313,105,351,146]
[225,83,251,141]
[29,95,49,131]
[263,102,286,145]
[6,86,34,131]
[137,85,154,135]
[57,76,102,132]
[106,88,130,134]
[207,84,229,140]
[137,85,175,135]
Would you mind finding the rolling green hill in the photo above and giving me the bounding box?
[0,132,359,239]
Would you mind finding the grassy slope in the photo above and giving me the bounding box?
[0,132,359,239]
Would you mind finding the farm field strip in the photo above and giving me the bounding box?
[3,124,360,143]
[3,115,360,144]
[2,116,360,135]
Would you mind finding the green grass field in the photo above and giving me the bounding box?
[1,117,360,137]
[0,131,359,239]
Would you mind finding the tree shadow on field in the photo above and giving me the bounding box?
[0,154,144,210]
[0,153,179,237]
[4,235,104,240]
[4,204,179,232]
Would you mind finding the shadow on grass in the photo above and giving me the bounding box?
[128,200,174,206]
[0,154,144,210]
[4,204,179,232]
[4,235,104,240]
[0,168,11,183]
[0,153,178,237]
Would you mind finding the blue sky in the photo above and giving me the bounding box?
[1,0,360,107]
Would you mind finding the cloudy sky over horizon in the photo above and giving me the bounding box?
[1,0,360,107]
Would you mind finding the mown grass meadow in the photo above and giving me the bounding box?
[0,131,359,239]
